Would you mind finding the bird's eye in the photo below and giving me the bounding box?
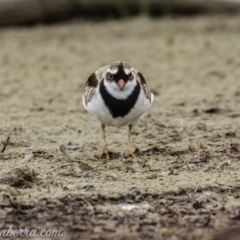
[128,73,133,79]
[108,73,114,80]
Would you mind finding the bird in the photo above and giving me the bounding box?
[82,60,154,159]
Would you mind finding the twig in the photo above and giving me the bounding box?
[1,136,10,153]
[226,153,240,159]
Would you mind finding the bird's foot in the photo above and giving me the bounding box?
[98,147,119,160]
[98,147,110,160]
[123,148,135,158]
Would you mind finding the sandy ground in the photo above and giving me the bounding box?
[0,16,240,240]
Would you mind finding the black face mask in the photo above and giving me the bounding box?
[113,63,129,83]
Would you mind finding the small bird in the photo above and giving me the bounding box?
[83,60,154,159]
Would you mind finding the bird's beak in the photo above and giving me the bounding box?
[117,79,126,91]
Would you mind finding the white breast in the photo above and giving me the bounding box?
[83,87,153,127]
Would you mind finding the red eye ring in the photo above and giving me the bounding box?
[128,73,133,79]
[108,73,114,80]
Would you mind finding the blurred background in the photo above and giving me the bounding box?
[0,0,240,145]
[1,0,240,25]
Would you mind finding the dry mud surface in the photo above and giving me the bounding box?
[0,16,240,239]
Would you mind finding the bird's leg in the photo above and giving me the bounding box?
[124,124,134,156]
[99,123,110,159]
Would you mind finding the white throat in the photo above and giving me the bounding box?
[103,78,137,100]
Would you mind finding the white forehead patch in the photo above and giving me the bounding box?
[107,66,133,75]
[123,67,133,75]
[107,68,118,74]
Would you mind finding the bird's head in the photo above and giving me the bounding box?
[103,60,138,99]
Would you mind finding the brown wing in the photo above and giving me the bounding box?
[83,73,98,107]
[137,71,154,104]
[83,65,108,107]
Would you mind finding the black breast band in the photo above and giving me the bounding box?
[99,81,140,118]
